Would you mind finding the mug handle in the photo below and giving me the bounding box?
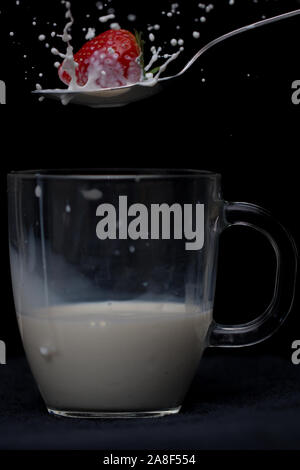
[209,202,298,347]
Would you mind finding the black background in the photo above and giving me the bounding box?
[0,0,299,455]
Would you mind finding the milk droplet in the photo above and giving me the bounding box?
[99,13,115,23]
[65,204,71,213]
[40,346,54,357]
[129,246,135,253]
[81,188,103,200]
[40,347,48,356]
[110,22,121,30]
[127,14,136,22]
[35,185,42,198]
[85,27,95,40]
[38,34,46,41]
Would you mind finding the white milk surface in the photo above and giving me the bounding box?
[18,301,212,412]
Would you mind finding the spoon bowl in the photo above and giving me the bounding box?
[34,8,300,108]
[34,82,163,108]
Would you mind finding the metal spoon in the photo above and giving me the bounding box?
[34,8,300,108]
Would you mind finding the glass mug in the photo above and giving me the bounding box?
[7,169,297,418]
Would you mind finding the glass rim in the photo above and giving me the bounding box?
[7,168,221,180]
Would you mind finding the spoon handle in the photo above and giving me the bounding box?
[159,8,300,81]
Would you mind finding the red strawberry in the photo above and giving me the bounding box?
[59,29,143,88]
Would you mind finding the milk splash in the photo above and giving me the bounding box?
[51,2,78,90]
[47,1,182,102]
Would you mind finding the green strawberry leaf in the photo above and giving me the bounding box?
[134,29,145,76]
[148,66,160,75]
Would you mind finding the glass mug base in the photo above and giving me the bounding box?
[47,406,182,419]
